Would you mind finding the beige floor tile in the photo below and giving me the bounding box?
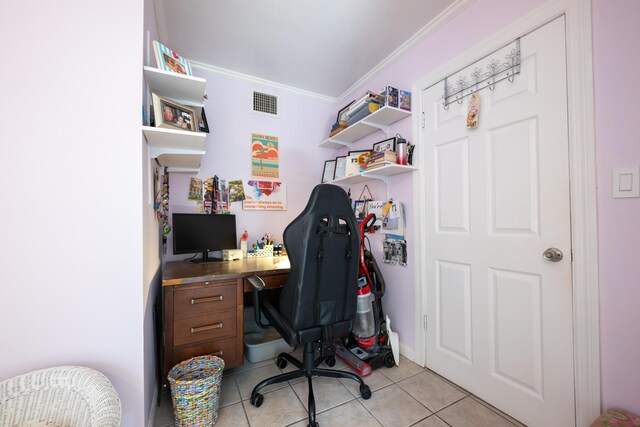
[225,356,273,375]
[292,376,355,413]
[214,401,249,427]
[339,369,392,397]
[219,373,241,408]
[152,392,175,426]
[316,399,383,427]
[397,370,466,412]
[233,363,290,399]
[468,395,527,427]
[243,386,308,427]
[379,355,426,383]
[412,415,450,427]
[437,397,517,427]
[359,384,431,427]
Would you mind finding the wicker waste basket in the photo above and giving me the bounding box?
[168,355,225,426]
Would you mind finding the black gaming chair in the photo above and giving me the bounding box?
[247,184,371,427]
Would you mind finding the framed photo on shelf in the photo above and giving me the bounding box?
[198,108,210,133]
[152,93,197,132]
[153,40,193,75]
[322,160,336,183]
[372,137,396,154]
[334,156,347,180]
[346,149,371,176]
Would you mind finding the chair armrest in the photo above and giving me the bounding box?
[247,275,271,329]
[262,301,299,347]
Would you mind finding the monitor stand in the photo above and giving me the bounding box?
[190,251,223,263]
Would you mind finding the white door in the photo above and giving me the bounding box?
[422,18,574,427]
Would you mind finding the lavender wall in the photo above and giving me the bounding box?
[143,0,162,424]
[336,0,546,352]
[0,0,145,425]
[164,73,336,261]
[592,0,640,414]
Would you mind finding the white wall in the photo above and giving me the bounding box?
[0,1,146,425]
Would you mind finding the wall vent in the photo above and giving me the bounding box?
[252,91,278,115]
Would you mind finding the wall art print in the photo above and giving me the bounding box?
[251,133,279,179]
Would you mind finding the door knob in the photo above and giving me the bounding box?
[543,247,563,262]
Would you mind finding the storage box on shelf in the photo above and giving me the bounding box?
[142,66,207,173]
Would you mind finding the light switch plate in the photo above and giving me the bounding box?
[613,167,640,198]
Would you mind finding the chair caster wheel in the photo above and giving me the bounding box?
[276,356,287,369]
[250,393,264,407]
[307,423,319,427]
[325,355,336,367]
[360,384,372,399]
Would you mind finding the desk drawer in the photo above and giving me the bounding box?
[173,336,238,369]
[174,310,237,346]
[243,273,288,292]
[174,282,237,318]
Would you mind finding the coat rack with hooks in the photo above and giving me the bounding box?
[442,38,521,109]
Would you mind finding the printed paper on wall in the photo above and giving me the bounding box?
[242,181,286,210]
[251,133,279,179]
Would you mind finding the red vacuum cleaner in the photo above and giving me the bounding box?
[333,213,395,375]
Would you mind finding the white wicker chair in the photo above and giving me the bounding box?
[0,366,121,427]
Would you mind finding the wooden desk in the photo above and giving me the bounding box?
[162,257,290,386]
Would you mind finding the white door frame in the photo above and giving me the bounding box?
[411,1,600,426]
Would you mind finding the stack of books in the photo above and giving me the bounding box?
[366,151,396,170]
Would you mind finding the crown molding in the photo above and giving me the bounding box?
[189,60,337,103]
[336,0,476,103]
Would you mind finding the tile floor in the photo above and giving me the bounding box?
[153,349,527,427]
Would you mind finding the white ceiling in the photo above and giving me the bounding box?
[155,0,457,100]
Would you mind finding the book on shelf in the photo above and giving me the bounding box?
[368,150,396,163]
[366,160,396,171]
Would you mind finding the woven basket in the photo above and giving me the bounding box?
[168,355,225,426]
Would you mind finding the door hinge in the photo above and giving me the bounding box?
[421,112,426,128]
[423,315,428,330]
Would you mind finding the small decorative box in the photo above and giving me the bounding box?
[399,90,411,111]
[247,245,273,258]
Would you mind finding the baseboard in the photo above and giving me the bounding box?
[399,344,416,363]
[147,386,158,427]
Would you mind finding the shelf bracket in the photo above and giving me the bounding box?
[359,119,389,136]
[149,147,206,158]
[325,138,351,148]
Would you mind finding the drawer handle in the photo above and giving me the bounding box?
[211,350,224,357]
[191,295,223,304]
[190,322,223,334]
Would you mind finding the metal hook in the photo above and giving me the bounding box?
[443,101,449,111]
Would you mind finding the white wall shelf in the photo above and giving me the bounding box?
[143,126,206,173]
[319,106,411,149]
[330,163,417,185]
[143,66,206,107]
[143,66,208,173]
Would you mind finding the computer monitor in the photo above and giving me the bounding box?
[172,213,237,263]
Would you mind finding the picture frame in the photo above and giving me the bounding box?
[337,100,355,123]
[334,156,347,180]
[153,40,193,75]
[372,137,396,154]
[346,149,371,176]
[322,160,336,183]
[353,200,366,222]
[198,108,210,133]
[152,93,197,132]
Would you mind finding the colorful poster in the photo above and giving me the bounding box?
[228,180,245,202]
[187,178,203,200]
[242,181,286,210]
[251,133,279,178]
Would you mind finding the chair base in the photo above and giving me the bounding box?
[250,342,371,426]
